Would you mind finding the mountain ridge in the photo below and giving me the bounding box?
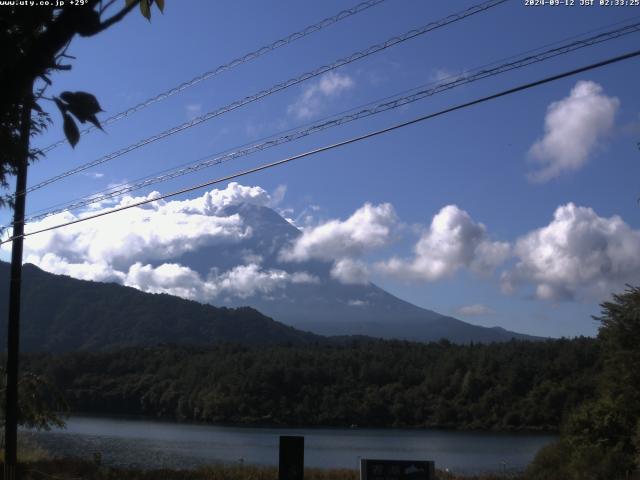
[168,203,541,343]
[0,261,325,352]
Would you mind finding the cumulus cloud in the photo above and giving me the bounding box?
[124,262,318,302]
[288,71,354,120]
[330,258,369,285]
[528,81,619,182]
[503,203,640,301]
[7,183,315,302]
[455,304,495,316]
[125,262,204,300]
[21,199,249,273]
[377,205,510,281]
[280,202,397,262]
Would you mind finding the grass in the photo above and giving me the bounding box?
[0,439,524,480]
[0,457,525,480]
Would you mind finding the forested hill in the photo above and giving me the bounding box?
[0,262,323,352]
[22,337,600,431]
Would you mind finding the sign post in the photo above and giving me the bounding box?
[279,435,304,480]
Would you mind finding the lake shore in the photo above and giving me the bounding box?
[21,416,553,474]
[65,411,559,433]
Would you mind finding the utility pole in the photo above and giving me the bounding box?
[4,80,33,480]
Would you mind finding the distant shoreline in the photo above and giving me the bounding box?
[38,412,559,435]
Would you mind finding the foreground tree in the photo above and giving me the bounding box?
[528,286,640,480]
[1,1,164,475]
[0,366,68,432]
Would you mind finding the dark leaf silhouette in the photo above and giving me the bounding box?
[31,101,44,114]
[62,113,80,148]
[59,91,103,129]
[140,0,151,20]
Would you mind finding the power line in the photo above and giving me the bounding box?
[19,19,640,224]
[38,0,387,155]
[21,0,507,196]
[3,47,639,245]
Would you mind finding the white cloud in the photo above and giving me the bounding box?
[347,299,369,307]
[377,205,510,281]
[186,104,202,120]
[287,71,354,120]
[21,200,248,272]
[455,304,495,316]
[34,253,124,283]
[528,81,619,182]
[125,262,205,300]
[8,183,311,302]
[330,258,369,285]
[80,172,105,180]
[503,203,640,301]
[280,202,397,263]
[123,262,318,302]
[269,184,287,207]
[9,181,324,303]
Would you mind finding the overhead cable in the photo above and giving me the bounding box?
[38,0,388,154]
[3,47,638,245]
[23,0,508,196]
[21,19,640,224]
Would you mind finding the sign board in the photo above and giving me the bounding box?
[279,435,304,480]
[360,459,435,480]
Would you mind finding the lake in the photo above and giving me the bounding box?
[24,416,556,474]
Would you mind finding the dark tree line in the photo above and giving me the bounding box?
[19,337,600,432]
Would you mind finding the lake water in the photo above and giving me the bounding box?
[25,416,556,474]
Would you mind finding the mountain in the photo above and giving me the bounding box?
[0,203,539,348]
[0,261,324,352]
[167,203,540,343]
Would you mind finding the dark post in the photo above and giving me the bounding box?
[4,82,33,480]
[278,435,304,480]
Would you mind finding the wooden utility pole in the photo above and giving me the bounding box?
[4,81,33,480]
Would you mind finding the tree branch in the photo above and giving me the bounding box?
[92,0,141,35]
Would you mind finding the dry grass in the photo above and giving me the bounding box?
[0,457,524,480]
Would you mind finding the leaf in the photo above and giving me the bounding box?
[53,97,67,113]
[72,91,103,113]
[59,91,103,124]
[63,113,80,148]
[140,0,151,20]
[87,114,104,131]
[155,0,165,12]
[126,0,137,5]
[31,102,44,114]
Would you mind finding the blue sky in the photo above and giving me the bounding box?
[2,0,640,338]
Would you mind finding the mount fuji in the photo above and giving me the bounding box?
[160,202,538,343]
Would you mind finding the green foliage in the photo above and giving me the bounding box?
[21,337,599,431]
[0,366,68,431]
[528,286,640,479]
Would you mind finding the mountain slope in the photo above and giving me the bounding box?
[0,262,323,352]
[169,203,540,343]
